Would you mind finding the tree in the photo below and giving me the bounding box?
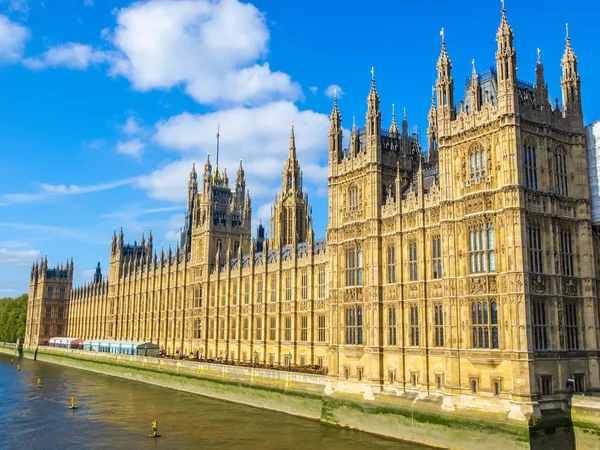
[0,294,28,343]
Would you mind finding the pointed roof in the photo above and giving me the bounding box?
[190,161,197,180]
[367,66,380,107]
[437,29,451,70]
[389,104,399,136]
[562,23,577,66]
[237,158,244,179]
[288,121,297,160]
[496,3,513,39]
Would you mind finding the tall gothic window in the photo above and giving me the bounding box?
[345,248,363,286]
[318,269,326,298]
[524,141,538,190]
[434,304,444,347]
[256,279,263,304]
[285,274,293,301]
[194,286,203,307]
[300,316,308,341]
[231,281,237,306]
[470,144,486,180]
[47,286,53,298]
[301,271,308,300]
[230,318,237,340]
[560,228,574,276]
[244,279,250,304]
[317,315,326,342]
[388,307,397,346]
[255,318,263,341]
[471,300,499,349]
[564,300,580,350]
[345,306,363,345]
[243,318,249,340]
[269,317,276,340]
[432,237,442,279]
[555,146,568,196]
[409,241,418,281]
[469,222,496,274]
[349,186,359,210]
[529,225,543,273]
[532,299,548,350]
[387,244,396,283]
[284,316,292,341]
[410,306,419,346]
[270,276,277,303]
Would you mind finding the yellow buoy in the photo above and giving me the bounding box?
[10,359,13,364]
[16,364,20,371]
[37,378,41,388]
[69,397,79,410]
[149,420,161,438]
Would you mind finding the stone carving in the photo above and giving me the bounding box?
[531,275,546,294]
[563,278,577,296]
[488,276,497,293]
[470,277,486,295]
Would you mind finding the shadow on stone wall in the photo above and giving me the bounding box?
[529,406,575,450]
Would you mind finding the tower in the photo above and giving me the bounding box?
[271,123,312,247]
[495,5,518,114]
[561,24,583,125]
[25,257,73,345]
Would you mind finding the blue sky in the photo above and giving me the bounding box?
[0,0,597,296]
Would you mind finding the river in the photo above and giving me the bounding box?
[0,353,427,449]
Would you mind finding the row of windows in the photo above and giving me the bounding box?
[470,142,569,196]
[203,315,328,342]
[46,286,67,299]
[531,299,581,351]
[386,238,442,284]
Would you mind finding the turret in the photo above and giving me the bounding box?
[427,87,438,166]
[436,28,454,119]
[389,104,399,139]
[470,59,481,112]
[93,262,102,283]
[328,90,343,165]
[495,4,518,113]
[366,67,382,158]
[534,48,549,110]
[561,24,582,122]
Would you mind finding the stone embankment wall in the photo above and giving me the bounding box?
[2,344,598,449]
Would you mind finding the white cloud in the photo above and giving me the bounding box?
[165,230,180,242]
[0,247,40,266]
[107,0,302,106]
[23,42,108,70]
[1,0,29,13]
[309,86,317,95]
[116,138,144,158]
[0,177,136,205]
[122,116,142,135]
[84,0,93,7]
[324,84,343,98]
[0,14,29,62]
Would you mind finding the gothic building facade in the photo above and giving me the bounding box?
[25,8,598,419]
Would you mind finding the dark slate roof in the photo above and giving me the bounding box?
[314,238,326,255]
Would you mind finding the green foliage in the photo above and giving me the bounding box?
[0,294,28,342]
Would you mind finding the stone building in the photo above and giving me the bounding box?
[25,7,598,420]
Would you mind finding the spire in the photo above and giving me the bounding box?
[427,86,438,167]
[329,94,343,164]
[436,28,454,113]
[367,66,380,109]
[470,59,480,112]
[389,103,399,138]
[288,121,297,161]
[535,47,548,109]
[561,23,582,119]
[190,161,197,180]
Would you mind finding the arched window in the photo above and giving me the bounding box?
[409,241,418,281]
[345,306,363,345]
[469,222,496,274]
[345,247,363,287]
[472,380,478,394]
[388,307,397,346]
[524,139,538,190]
[555,146,568,196]
[494,381,500,396]
[410,305,419,346]
[469,144,487,181]
[471,299,499,349]
[387,244,396,283]
[349,186,359,210]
